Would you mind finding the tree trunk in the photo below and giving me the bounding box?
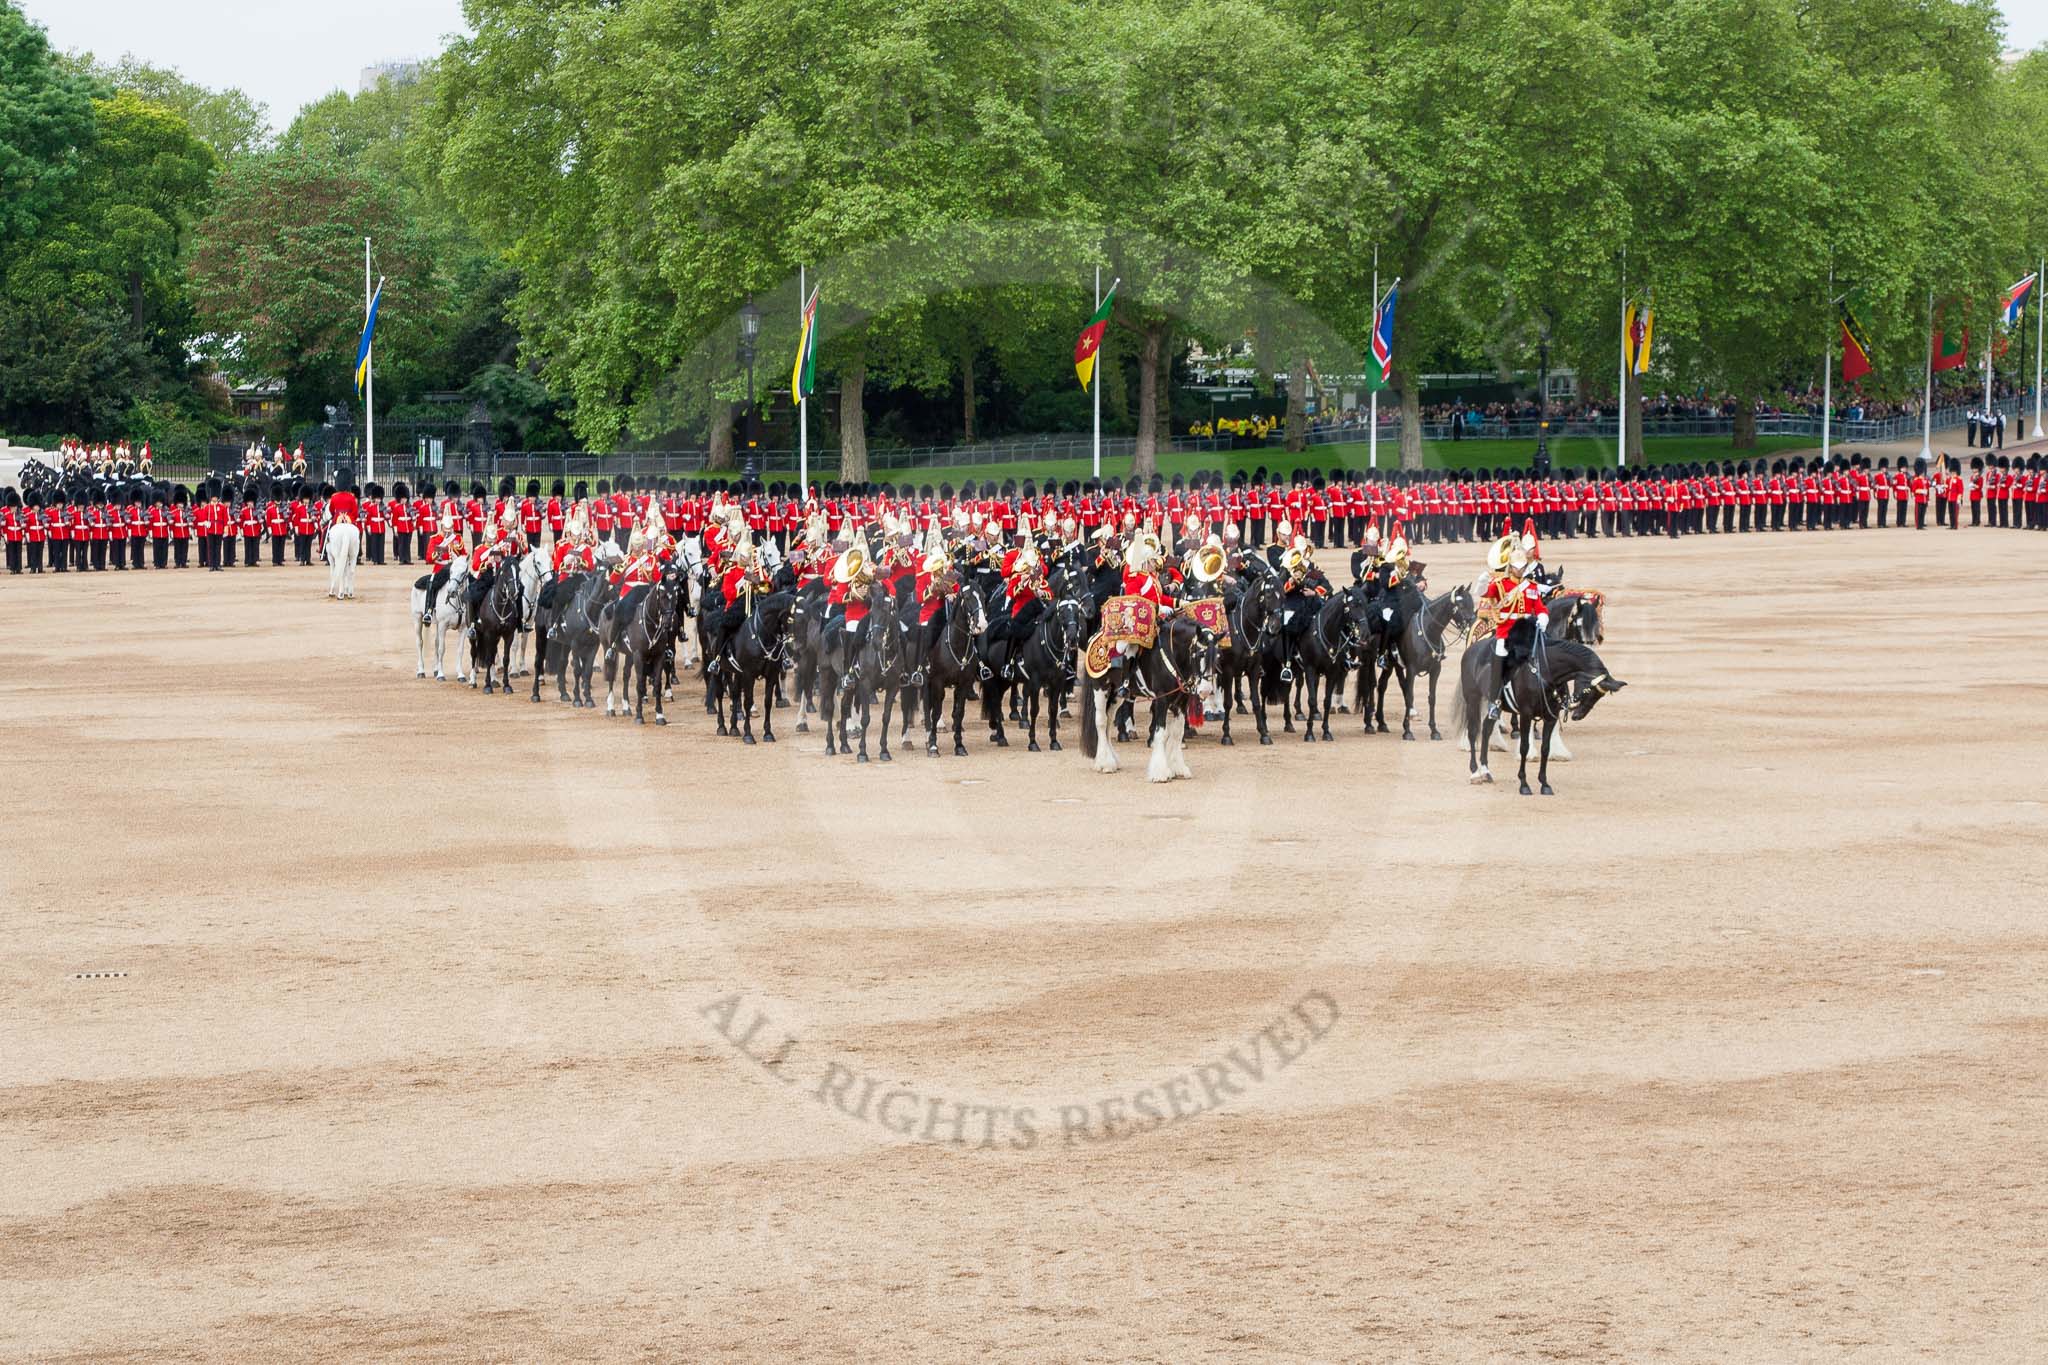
[1156,333,1174,449]
[1397,370,1425,471]
[840,342,869,482]
[1732,397,1756,450]
[707,401,735,472]
[1132,321,1164,481]
[961,346,977,444]
[1284,353,1309,454]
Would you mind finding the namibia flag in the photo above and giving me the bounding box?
[354,278,384,399]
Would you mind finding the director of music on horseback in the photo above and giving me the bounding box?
[1480,530,1548,722]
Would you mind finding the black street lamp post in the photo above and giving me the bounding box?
[1535,329,1553,474]
[738,298,762,453]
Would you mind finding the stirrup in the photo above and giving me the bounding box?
[908,669,925,687]
[978,663,994,681]
[1485,701,1501,722]
[1279,664,1294,683]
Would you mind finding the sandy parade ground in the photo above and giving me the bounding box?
[4,524,2046,1362]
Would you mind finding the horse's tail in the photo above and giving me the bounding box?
[1080,676,1100,755]
[1262,659,1286,704]
[1352,651,1374,710]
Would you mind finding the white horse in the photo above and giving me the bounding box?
[508,550,545,676]
[674,533,707,669]
[325,520,361,599]
[410,557,471,681]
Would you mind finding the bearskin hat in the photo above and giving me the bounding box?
[525,479,541,498]
[617,474,635,493]
[497,475,514,498]
[573,481,589,501]
[394,480,411,499]
[550,478,566,497]
[595,479,610,495]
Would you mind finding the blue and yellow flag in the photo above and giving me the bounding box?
[354,278,384,399]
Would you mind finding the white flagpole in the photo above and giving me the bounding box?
[364,238,374,485]
[1092,265,1102,482]
[2023,255,2039,437]
[1821,269,1833,465]
[1984,321,1994,418]
[1920,289,1934,463]
[1369,246,1379,471]
[1618,247,1628,469]
[798,264,808,496]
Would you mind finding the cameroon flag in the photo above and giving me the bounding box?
[1074,283,1116,391]
[1838,301,1872,382]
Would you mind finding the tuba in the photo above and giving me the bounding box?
[1189,542,1227,585]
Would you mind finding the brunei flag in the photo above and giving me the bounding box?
[354,277,383,400]
[1838,300,1872,382]
[1626,300,1654,375]
[1074,281,1116,391]
[791,284,820,400]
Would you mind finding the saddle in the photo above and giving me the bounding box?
[413,573,431,592]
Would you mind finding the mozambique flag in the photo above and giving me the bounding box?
[1626,301,1654,375]
[1838,300,1872,382]
[353,277,384,399]
[1074,282,1116,391]
[1932,325,1967,372]
[791,285,820,400]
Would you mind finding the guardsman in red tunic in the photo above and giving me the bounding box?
[1479,531,1549,721]
[1910,465,1930,529]
[2,496,20,575]
[423,517,465,620]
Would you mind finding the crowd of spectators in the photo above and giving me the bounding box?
[1306,379,2029,434]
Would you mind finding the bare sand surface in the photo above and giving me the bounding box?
[3,525,2045,1362]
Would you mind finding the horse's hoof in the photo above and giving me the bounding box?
[1540,784,1554,796]
[795,721,809,733]
[636,715,646,725]
[1304,731,1316,743]
[1429,729,1443,741]
[953,743,967,757]
[1260,734,1273,746]
[655,715,667,727]
[1220,735,1234,747]
[993,734,1009,748]
[1402,731,1415,741]
[857,753,869,764]
[1027,740,1040,752]
[416,670,426,679]
[879,751,892,762]
[927,745,940,757]
[743,734,756,745]
[531,695,540,704]
[1519,783,1533,796]
[1049,740,1062,752]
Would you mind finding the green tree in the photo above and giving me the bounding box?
[187,149,437,429]
[60,53,269,159]
[0,1,96,247]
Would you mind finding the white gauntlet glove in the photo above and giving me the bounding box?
[1493,638,1507,657]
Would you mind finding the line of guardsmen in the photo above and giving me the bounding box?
[8,452,2048,577]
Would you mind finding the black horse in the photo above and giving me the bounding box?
[544,570,607,708]
[612,573,683,725]
[1291,587,1376,743]
[721,589,798,744]
[1374,582,1475,741]
[920,576,987,757]
[1454,632,1627,794]
[1013,591,1086,753]
[469,556,524,696]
